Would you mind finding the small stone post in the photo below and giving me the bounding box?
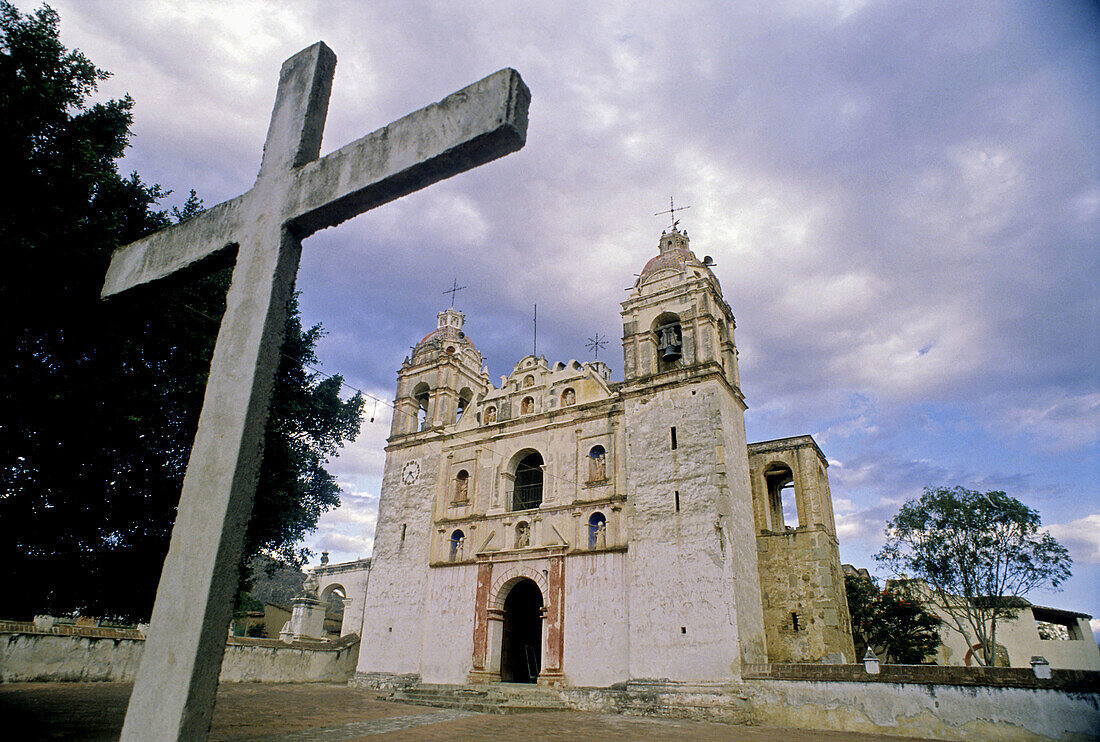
[863,647,881,674]
[1030,655,1051,679]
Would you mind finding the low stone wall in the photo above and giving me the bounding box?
[219,635,359,683]
[744,677,1099,741]
[742,662,1100,691]
[0,622,359,684]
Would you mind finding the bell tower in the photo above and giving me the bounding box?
[619,224,767,680]
[390,307,487,438]
[620,226,741,391]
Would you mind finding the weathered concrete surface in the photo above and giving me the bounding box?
[0,628,360,684]
[99,40,528,742]
[744,678,1100,742]
[378,676,1099,741]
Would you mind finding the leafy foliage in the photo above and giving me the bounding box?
[845,573,942,664]
[876,486,1071,666]
[0,2,361,622]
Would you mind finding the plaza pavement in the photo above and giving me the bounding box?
[0,682,938,741]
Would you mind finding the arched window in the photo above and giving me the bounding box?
[654,312,683,372]
[512,452,544,510]
[449,529,465,562]
[588,511,607,549]
[764,463,797,530]
[561,388,576,406]
[515,520,531,548]
[454,470,470,501]
[521,396,534,415]
[587,445,607,482]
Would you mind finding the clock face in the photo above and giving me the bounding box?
[401,460,421,485]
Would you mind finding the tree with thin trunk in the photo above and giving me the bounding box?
[876,486,1071,667]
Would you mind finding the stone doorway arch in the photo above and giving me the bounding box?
[468,555,565,686]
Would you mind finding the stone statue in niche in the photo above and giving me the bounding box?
[455,472,469,501]
[516,521,530,548]
[588,446,607,482]
[521,397,534,415]
[523,374,535,388]
[562,388,576,406]
[594,520,606,549]
[485,407,496,424]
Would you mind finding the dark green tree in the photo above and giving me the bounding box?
[876,486,1072,667]
[845,573,942,664]
[0,2,361,622]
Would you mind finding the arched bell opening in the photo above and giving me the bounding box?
[653,311,683,372]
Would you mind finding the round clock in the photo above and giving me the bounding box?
[401,460,421,485]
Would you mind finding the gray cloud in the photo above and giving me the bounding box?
[27,0,1099,615]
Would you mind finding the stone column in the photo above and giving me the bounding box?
[538,554,566,685]
[467,560,495,683]
[282,596,327,641]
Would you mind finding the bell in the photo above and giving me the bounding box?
[662,344,681,361]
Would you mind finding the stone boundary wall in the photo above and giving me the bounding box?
[555,677,1100,740]
[742,662,1100,692]
[743,678,1100,741]
[0,624,359,684]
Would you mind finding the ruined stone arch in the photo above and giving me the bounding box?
[318,583,346,636]
[763,461,798,530]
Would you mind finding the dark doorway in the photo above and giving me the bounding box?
[500,578,543,683]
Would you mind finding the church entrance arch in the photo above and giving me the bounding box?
[500,578,543,683]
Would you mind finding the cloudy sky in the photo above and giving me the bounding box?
[24,1,1098,623]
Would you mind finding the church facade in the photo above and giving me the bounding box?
[353,225,854,688]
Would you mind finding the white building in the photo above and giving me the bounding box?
[347,225,853,687]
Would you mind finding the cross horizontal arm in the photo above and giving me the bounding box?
[287,67,530,237]
[101,196,246,297]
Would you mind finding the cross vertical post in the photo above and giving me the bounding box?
[102,43,529,741]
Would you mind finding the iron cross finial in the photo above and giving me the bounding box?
[442,278,467,308]
[654,196,690,231]
[586,332,608,361]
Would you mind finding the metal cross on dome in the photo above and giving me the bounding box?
[443,278,467,307]
[655,196,690,231]
[586,332,608,360]
[101,42,529,741]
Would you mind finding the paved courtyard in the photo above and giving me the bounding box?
[0,682,937,741]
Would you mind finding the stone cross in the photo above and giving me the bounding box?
[101,42,529,741]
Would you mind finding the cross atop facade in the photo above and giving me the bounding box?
[102,42,529,741]
[443,278,467,307]
[654,196,690,231]
[586,332,608,360]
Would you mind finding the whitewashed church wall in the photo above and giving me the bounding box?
[356,444,440,677]
[623,383,741,681]
[716,389,768,664]
[419,565,478,683]
[562,551,629,687]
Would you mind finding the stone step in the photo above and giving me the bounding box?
[385,682,570,715]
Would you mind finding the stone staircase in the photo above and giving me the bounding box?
[383,682,571,714]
